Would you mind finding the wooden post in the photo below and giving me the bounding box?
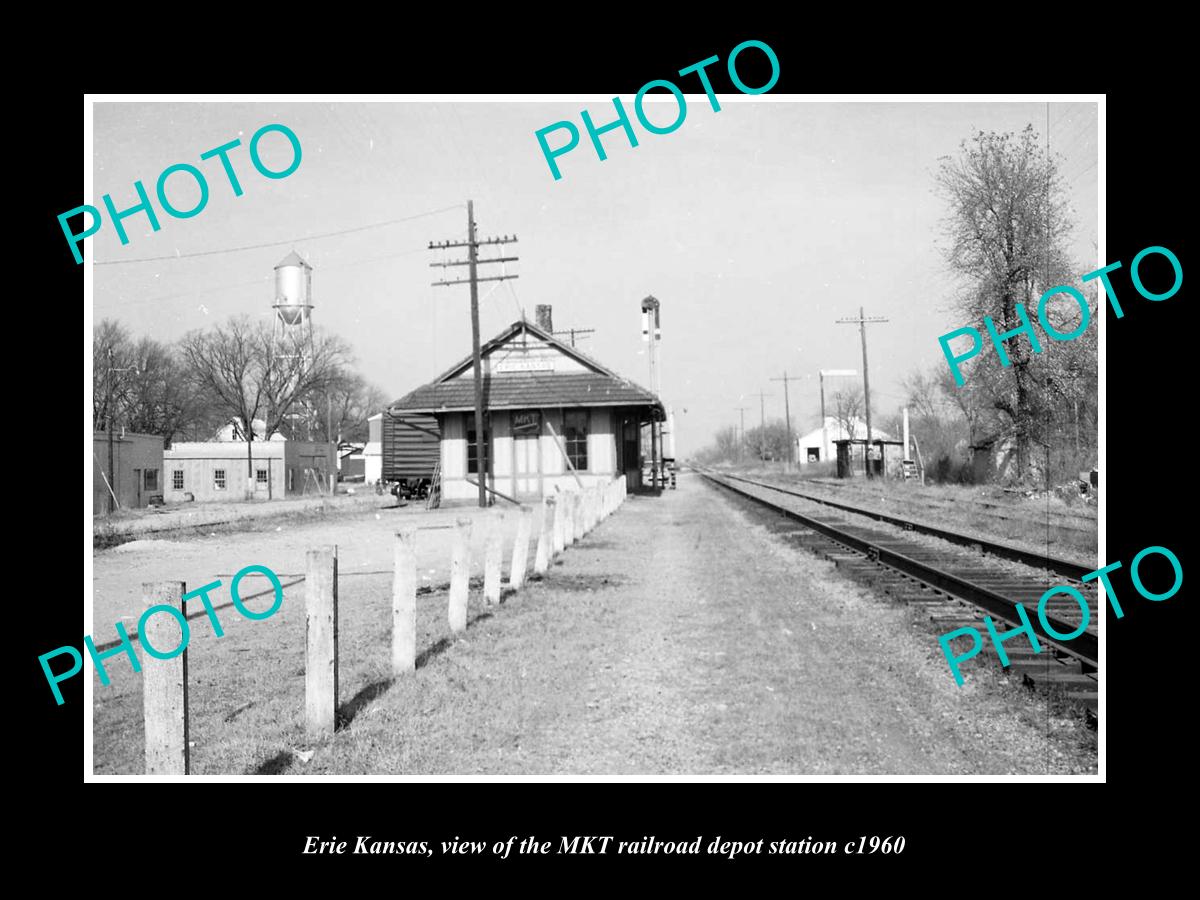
[449,518,472,633]
[393,527,418,675]
[305,547,338,738]
[552,493,565,555]
[484,510,505,606]
[536,496,555,574]
[143,580,189,775]
[509,505,533,590]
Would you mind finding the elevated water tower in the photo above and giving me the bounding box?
[272,250,316,438]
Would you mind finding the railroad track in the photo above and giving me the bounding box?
[695,468,1098,723]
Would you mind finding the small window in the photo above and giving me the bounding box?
[256,468,268,485]
[144,469,158,491]
[467,427,491,475]
[172,470,184,490]
[214,469,226,490]
[564,410,588,471]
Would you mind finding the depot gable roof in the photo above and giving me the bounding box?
[389,319,664,417]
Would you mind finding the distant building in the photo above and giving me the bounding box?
[388,307,664,504]
[93,430,164,513]
[796,417,890,464]
[163,418,334,502]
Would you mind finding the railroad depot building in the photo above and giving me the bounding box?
[387,309,665,504]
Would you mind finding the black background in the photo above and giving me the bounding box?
[24,19,1188,880]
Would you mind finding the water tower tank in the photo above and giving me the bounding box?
[274,250,312,326]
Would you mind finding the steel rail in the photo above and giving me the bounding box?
[712,471,1093,581]
[699,470,1098,667]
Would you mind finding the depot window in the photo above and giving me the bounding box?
[214,469,226,490]
[172,470,184,490]
[467,426,491,475]
[564,410,589,471]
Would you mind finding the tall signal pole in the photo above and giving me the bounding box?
[836,307,889,476]
[430,201,519,508]
[769,372,799,468]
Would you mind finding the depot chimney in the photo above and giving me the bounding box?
[535,304,553,332]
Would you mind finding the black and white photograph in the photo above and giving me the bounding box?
[81,93,1104,780]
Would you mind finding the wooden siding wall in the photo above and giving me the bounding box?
[382,413,441,482]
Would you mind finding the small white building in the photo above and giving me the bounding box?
[164,418,335,502]
[797,417,892,464]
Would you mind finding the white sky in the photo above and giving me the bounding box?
[92,100,1098,455]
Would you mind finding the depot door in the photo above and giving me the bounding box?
[513,432,540,498]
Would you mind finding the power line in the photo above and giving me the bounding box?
[94,204,464,266]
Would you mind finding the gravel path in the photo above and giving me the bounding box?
[308,473,1096,775]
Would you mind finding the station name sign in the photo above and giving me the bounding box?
[495,359,555,373]
[512,411,542,434]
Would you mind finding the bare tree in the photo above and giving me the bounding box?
[93,320,211,446]
[935,125,1075,482]
[829,386,864,441]
[180,315,351,498]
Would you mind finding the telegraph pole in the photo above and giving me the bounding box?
[430,201,519,508]
[103,347,138,514]
[836,307,889,476]
[749,391,771,462]
[769,372,799,468]
[552,327,596,348]
[734,407,747,464]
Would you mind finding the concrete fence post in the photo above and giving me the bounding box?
[565,492,577,546]
[553,492,566,554]
[305,546,338,738]
[536,496,556,574]
[449,518,472,633]
[143,580,189,775]
[509,505,533,590]
[484,510,505,606]
[392,527,418,675]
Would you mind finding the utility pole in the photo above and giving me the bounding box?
[734,407,747,464]
[836,307,889,477]
[430,201,519,508]
[749,391,771,462]
[769,372,799,469]
[552,327,596,348]
[103,347,138,514]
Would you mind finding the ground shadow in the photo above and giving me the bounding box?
[252,749,294,775]
[337,679,394,730]
[415,637,452,670]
